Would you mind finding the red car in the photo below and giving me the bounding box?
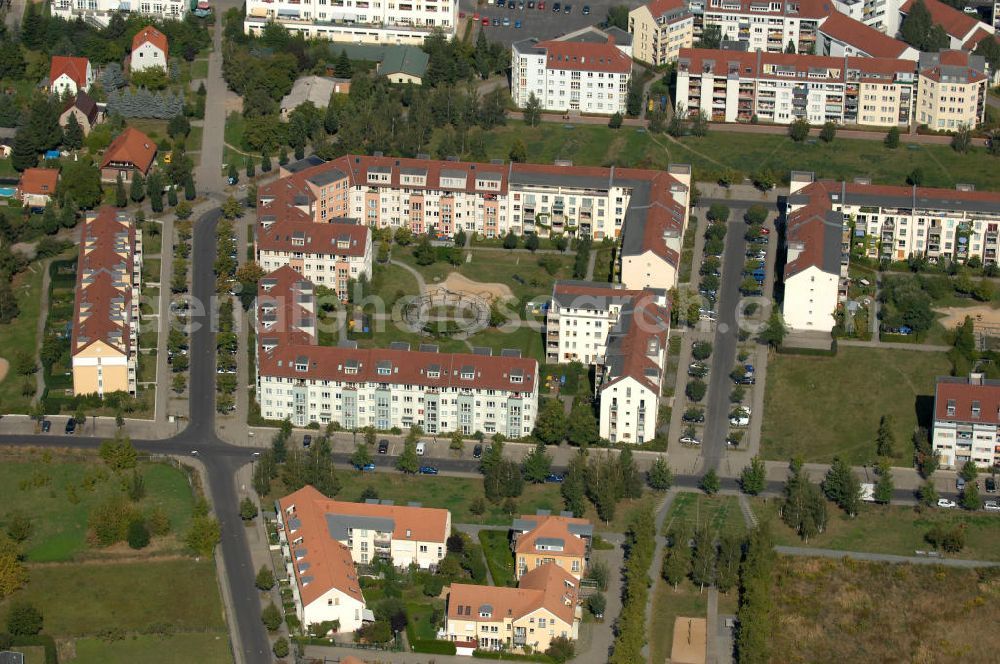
[538,1,545,7]
[482,17,490,24]
[472,12,480,19]
[459,11,466,17]
[760,227,770,235]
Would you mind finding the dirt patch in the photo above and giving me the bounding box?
[0,357,9,383]
[427,272,514,303]
[670,616,706,664]
[935,305,1000,330]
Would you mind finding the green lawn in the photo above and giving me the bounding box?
[754,497,1000,561]
[662,492,746,537]
[190,59,209,80]
[405,601,442,642]
[0,456,195,562]
[1,558,226,636]
[71,632,231,664]
[0,263,47,411]
[127,120,202,153]
[479,530,516,587]
[142,258,161,283]
[591,246,614,283]
[762,347,952,466]
[648,578,709,664]
[465,121,1000,190]
[370,261,420,307]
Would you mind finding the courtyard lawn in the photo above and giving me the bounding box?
[479,530,517,587]
[405,601,442,642]
[0,262,45,412]
[0,454,195,562]
[648,578,708,664]
[71,632,231,664]
[753,497,1000,561]
[761,347,952,466]
[465,121,1000,191]
[662,492,746,537]
[1,558,226,636]
[370,261,420,308]
[463,325,544,362]
[334,473,565,526]
[771,557,1000,662]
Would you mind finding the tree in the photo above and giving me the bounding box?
[873,460,894,504]
[5,513,31,544]
[350,443,372,469]
[609,112,623,129]
[186,514,221,557]
[759,310,788,348]
[261,601,283,631]
[875,414,896,458]
[0,535,27,598]
[695,24,721,49]
[99,435,138,472]
[525,233,540,252]
[397,441,419,473]
[503,230,518,249]
[740,456,766,495]
[413,234,435,266]
[917,480,939,507]
[240,497,259,520]
[11,125,37,172]
[691,525,716,590]
[906,167,924,186]
[509,138,527,163]
[900,0,950,51]
[885,126,900,148]
[63,114,84,150]
[222,196,242,220]
[255,565,275,591]
[522,441,552,483]
[819,121,836,143]
[546,636,575,663]
[6,600,42,635]
[127,518,150,549]
[130,171,146,203]
[715,533,742,593]
[788,118,810,142]
[662,524,692,588]
[605,4,629,29]
[534,398,568,444]
[523,93,542,127]
[127,470,145,502]
[587,592,606,618]
[690,111,709,137]
[959,460,978,482]
[273,637,289,658]
[115,173,128,208]
[961,480,981,510]
[647,456,674,491]
[561,452,587,517]
[701,468,720,495]
[822,457,862,516]
[782,460,827,540]
[184,174,196,200]
[785,39,797,54]
[951,126,973,154]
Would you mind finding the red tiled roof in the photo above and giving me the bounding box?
[101,127,157,174]
[602,294,670,393]
[278,486,365,608]
[701,0,828,19]
[641,0,689,19]
[784,201,834,278]
[132,25,168,54]
[819,12,913,59]
[679,48,914,84]
[256,218,369,257]
[534,39,632,73]
[935,378,1000,425]
[900,0,982,40]
[257,265,317,346]
[448,563,579,625]
[962,27,996,51]
[18,167,58,196]
[515,514,590,558]
[71,209,136,357]
[919,49,988,84]
[49,56,90,89]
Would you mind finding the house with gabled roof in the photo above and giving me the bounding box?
[59,91,101,136]
[129,26,169,73]
[100,127,157,184]
[512,511,593,580]
[17,167,59,209]
[49,56,93,96]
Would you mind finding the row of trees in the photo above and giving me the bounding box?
[662,521,742,594]
[608,506,655,663]
[561,449,643,522]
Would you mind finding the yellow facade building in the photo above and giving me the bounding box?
[71,208,141,397]
[916,50,988,130]
[512,512,593,581]
[629,0,694,67]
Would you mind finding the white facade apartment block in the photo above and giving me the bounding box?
[511,40,632,116]
[698,2,822,55]
[782,264,839,331]
[244,0,458,44]
[932,374,1000,469]
[832,0,902,35]
[51,0,187,23]
[598,375,659,444]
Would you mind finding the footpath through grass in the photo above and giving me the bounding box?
[479,530,516,587]
[762,347,952,466]
[754,498,1000,561]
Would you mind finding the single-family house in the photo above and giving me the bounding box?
[59,91,101,136]
[100,127,157,184]
[49,56,93,96]
[17,168,59,208]
[129,26,169,73]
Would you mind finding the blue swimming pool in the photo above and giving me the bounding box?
[0,187,16,197]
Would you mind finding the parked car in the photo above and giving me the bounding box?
[679,435,701,446]
[957,476,966,491]
[473,444,483,459]
[303,435,312,448]
[538,0,545,8]
[937,498,957,508]
[492,17,500,25]
[355,462,376,472]
[738,376,756,385]
[482,17,490,25]
[545,473,565,483]
[552,2,560,10]
[65,418,76,434]
[378,439,390,454]
[419,466,439,475]
[416,441,426,456]
[515,19,522,27]
[984,500,1000,512]
[40,420,51,433]
[682,410,705,423]
[527,1,535,7]
[986,477,997,493]
[582,4,590,13]
[502,16,510,25]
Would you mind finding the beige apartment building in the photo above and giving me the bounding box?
[71,209,142,397]
[628,0,694,66]
[916,50,988,130]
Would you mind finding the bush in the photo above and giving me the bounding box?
[546,636,575,662]
[261,602,283,632]
[7,601,43,636]
[126,518,150,549]
[411,640,458,655]
[272,636,289,658]
[685,379,707,402]
[256,565,275,591]
[423,575,444,597]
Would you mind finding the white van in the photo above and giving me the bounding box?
[416,441,426,456]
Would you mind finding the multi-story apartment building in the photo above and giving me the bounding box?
[51,0,187,25]
[783,173,848,332]
[900,0,991,50]
[675,48,916,126]
[831,0,903,36]
[256,213,372,301]
[257,155,692,249]
[544,281,667,365]
[71,209,143,397]
[254,266,539,434]
[598,294,670,444]
[511,33,632,116]
[628,0,695,66]
[243,0,458,45]
[932,373,1000,469]
[445,563,581,655]
[815,10,918,60]
[692,0,827,55]
[916,50,989,130]
[512,512,593,580]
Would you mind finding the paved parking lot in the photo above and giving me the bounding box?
[461,0,646,46]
